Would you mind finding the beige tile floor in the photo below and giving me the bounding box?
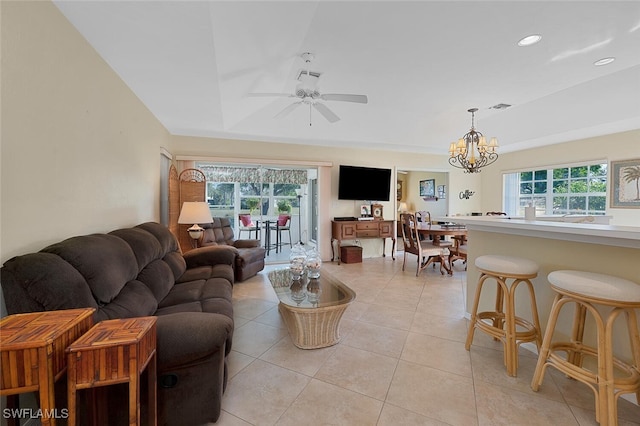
[213,257,640,426]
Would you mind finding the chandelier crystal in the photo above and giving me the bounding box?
[448,108,499,173]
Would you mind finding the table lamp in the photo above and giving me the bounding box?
[178,202,213,246]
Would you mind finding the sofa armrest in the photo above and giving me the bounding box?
[183,245,237,268]
[233,239,261,249]
[155,312,233,370]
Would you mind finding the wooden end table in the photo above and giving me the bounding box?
[0,308,95,426]
[66,317,157,426]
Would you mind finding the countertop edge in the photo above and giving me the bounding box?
[436,216,640,249]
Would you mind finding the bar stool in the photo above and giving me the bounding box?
[465,255,542,376]
[531,270,640,426]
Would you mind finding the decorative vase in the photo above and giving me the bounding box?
[289,243,307,279]
[305,248,322,278]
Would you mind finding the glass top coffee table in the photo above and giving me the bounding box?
[268,268,356,349]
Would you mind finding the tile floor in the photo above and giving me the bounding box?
[213,257,640,425]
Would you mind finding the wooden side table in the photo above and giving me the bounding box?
[0,308,95,426]
[66,317,157,426]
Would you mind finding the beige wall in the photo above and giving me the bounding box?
[480,130,640,226]
[1,0,171,264]
[403,171,448,218]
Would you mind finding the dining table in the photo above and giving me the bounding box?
[415,223,468,246]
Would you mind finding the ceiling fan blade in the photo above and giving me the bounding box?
[274,101,303,119]
[313,103,340,123]
[247,92,294,98]
[320,93,368,104]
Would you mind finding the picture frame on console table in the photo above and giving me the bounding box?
[360,205,371,216]
[611,158,640,208]
[371,203,383,219]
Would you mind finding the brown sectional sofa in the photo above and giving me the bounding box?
[1,222,235,425]
[200,217,266,282]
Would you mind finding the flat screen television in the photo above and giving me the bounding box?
[338,165,391,201]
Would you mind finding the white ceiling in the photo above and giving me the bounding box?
[54,1,640,155]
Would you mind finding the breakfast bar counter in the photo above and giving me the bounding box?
[440,216,640,365]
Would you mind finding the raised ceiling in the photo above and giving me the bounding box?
[54,1,640,154]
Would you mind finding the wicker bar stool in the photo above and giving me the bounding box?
[531,270,640,426]
[465,255,542,376]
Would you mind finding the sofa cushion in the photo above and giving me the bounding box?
[155,313,233,370]
[136,222,180,253]
[137,259,175,302]
[110,227,163,272]
[1,253,98,313]
[235,247,266,268]
[158,278,233,312]
[41,234,137,304]
[176,264,235,285]
[209,218,235,245]
[95,280,158,321]
[163,251,187,281]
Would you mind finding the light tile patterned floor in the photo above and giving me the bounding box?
[213,258,640,426]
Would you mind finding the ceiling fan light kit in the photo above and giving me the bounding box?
[249,52,368,125]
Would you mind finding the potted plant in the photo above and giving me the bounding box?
[276,200,291,214]
[246,198,259,215]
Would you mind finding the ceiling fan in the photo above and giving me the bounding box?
[248,52,368,125]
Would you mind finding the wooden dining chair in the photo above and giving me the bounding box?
[400,213,448,276]
[449,235,467,270]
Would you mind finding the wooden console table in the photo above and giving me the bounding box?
[0,308,95,426]
[331,220,396,264]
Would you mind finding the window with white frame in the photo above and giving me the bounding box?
[503,162,607,217]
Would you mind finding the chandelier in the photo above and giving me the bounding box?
[448,108,499,173]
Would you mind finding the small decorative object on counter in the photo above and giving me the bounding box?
[289,243,307,279]
[306,247,322,278]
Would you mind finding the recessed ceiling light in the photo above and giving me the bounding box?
[594,57,615,66]
[518,34,542,46]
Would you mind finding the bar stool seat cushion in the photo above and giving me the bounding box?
[548,270,640,303]
[475,255,539,276]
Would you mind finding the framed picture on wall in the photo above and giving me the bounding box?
[419,179,435,197]
[437,185,446,199]
[611,158,640,208]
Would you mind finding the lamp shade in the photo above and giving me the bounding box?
[178,202,212,225]
[398,202,408,212]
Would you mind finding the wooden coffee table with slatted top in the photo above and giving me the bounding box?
[66,317,157,426]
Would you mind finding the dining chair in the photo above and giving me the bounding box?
[238,214,260,239]
[400,213,448,276]
[268,214,292,253]
[415,210,431,241]
[449,235,467,270]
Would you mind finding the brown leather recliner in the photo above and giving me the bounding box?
[199,217,266,281]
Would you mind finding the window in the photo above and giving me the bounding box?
[504,162,607,216]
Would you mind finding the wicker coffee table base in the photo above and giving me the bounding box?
[278,302,351,349]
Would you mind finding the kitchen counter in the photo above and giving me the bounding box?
[438,215,640,368]
[437,216,640,249]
